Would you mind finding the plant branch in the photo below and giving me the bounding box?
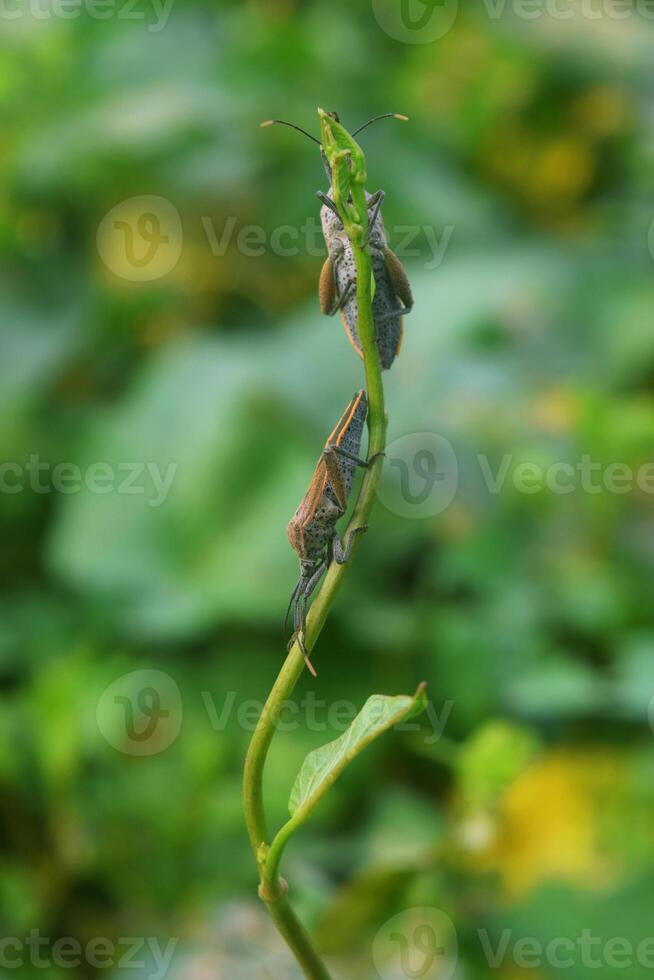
[243,125,386,980]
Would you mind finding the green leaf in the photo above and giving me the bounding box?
[289,684,427,819]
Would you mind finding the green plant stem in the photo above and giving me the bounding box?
[262,811,303,897]
[264,892,334,980]
[243,219,385,980]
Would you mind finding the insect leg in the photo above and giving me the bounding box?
[362,190,385,248]
[373,306,412,326]
[327,445,385,468]
[316,191,340,216]
[367,189,384,211]
[293,593,315,672]
[321,446,385,511]
[320,266,355,318]
[328,243,356,315]
[319,190,385,244]
[295,562,326,676]
[300,562,327,621]
[284,577,302,643]
[332,239,357,302]
[332,525,369,565]
[334,277,356,312]
[296,631,317,678]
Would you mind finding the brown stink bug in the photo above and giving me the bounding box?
[286,389,381,673]
[261,112,414,370]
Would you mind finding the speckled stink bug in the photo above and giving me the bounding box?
[286,389,380,674]
[261,112,414,370]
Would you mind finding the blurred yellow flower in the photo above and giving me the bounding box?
[531,388,579,433]
[475,751,622,899]
[572,86,631,137]
[531,138,595,209]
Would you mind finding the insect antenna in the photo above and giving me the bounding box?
[260,119,322,146]
[352,113,409,136]
[284,579,302,642]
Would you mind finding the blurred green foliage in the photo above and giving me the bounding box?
[2,1,654,977]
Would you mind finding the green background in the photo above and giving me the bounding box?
[2,1,654,977]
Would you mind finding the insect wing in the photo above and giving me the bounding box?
[371,250,404,370]
[336,256,363,359]
[384,245,413,312]
[324,390,368,503]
